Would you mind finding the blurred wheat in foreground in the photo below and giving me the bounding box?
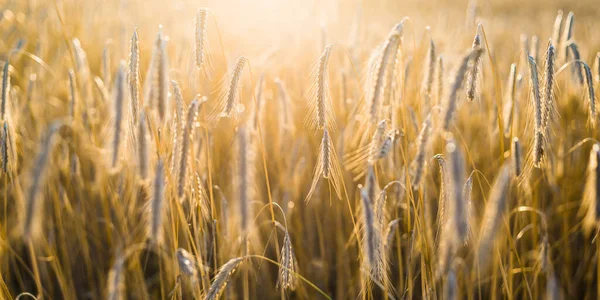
[1,0,600,299]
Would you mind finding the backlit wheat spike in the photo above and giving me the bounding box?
[205,257,245,300]
[422,36,436,105]
[359,187,386,283]
[382,26,403,110]
[463,172,474,244]
[128,28,140,124]
[433,154,449,243]
[411,115,432,188]
[306,129,343,201]
[0,120,12,173]
[195,8,208,70]
[476,163,510,269]
[582,62,597,127]
[1,60,10,119]
[149,159,165,244]
[178,98,200,198]
[527,54,544,168]
[502,63,517,136]
[213,56,247,120]
[560,11,574,62]
[276,231,297,291]
[170,80,185,176]
[551,10,563,59]
[143,27,169,121]
[176,248,198,277]
[22,123,62,241]
[111,62,126,169]
[442,48,482,130]
[583,143,600,233]
[375,129,396,160]
[305,44,337,131]
[368,119,387,163]
[466,29,482,102]
[512,137,522,177]
[435,56,444,106]
[542,43,555,132]
[368,22,404,124]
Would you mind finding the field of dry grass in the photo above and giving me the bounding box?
[0,0,600,299]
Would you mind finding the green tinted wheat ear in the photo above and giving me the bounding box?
[583,143,600,233]
[466,29,482,102]
[442,48,482,130]
[111,62,126,169]
[128,28,140,124]
[205,257,245,300]
[305,44,336,131]
[551,11,563,59]
[149,159,165,244]
[422,36,436,104]
[476,163,510,269]
[1,60,10,119]
[22,123,62,241]
[503,63,517,136]
[582,62,597,127]
[527,54,544,168]
[177,99,200,198]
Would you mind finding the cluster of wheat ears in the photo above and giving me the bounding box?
[1,0,600,299]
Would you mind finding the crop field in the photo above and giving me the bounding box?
[0,0,599,299]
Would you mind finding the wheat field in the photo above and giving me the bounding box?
[0,0,600,299]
